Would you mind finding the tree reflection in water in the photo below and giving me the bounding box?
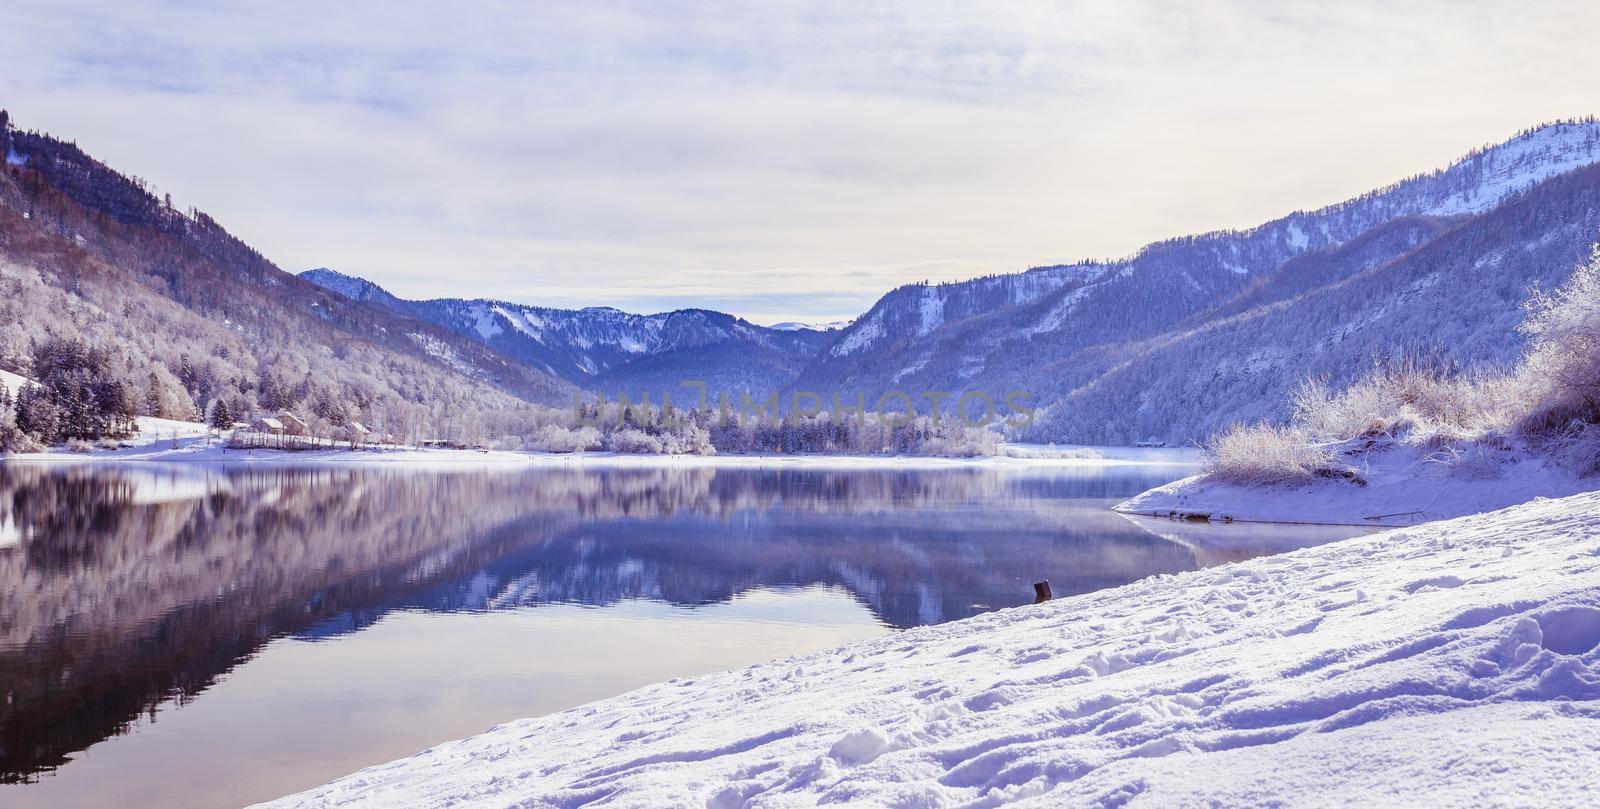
[0,461,1352,787]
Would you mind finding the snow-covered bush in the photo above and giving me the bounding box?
[0,411,41,453]
[1516,248,1600,441]
[528,424,602,453]
[1204,423,1339,485]
[894,417,1003,457]
[604,428,665,454]
[1545,423,1600,477]
[1290,364,1512,443]
[656,421,714,455]
[1206,248,1600,481]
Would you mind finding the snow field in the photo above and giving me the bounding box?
[259,491,1600,808]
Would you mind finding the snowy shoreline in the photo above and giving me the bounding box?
[0,450,1194,470]
[256,491,1600,808]
[1116,443,1594,527]
[0,421,1202,471]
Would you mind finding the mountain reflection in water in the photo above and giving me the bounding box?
[0,460,1360,807]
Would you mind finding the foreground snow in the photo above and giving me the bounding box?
[260,492,1600,808]
[1118,440,1594,527]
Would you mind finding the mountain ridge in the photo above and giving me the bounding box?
[8,107,1599,445]
[795,118,1600,438]
[299,268,835,399]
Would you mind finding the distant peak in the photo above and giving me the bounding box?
[300,267,397,303]
[300,266,358,281]
[769,320,850,332]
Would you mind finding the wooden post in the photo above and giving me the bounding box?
[1033,580,1053,603]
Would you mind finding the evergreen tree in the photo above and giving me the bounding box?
[177,354,198,395]
[15,384,62,443]
[209,398,233,431]
[25,335,137,440]
[144,372,162,417]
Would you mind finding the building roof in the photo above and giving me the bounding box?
[253,417,284,430]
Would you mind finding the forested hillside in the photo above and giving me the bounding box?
[797,119,1600,444]
[5,108,1598,451]
[0,110,575,447]
[1034,164,1600,442]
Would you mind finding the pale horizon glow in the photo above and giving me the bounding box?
[2,1,1597,324]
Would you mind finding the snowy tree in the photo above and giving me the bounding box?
[21,335,137,441]
[144,372,163,417]
[209,398,233,431]
[15,384,62,443]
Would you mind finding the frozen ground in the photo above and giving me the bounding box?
[259,491,1600,808]
[1118,440,1594,527]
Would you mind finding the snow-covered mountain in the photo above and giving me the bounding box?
[301,119,1600,442]
[798,119,1600,441]
[0,112,576,426]
[301,269,834,400]
[768,320,851,332]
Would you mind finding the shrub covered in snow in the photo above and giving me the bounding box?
[1204,424,1339,485]
[526,424,602,453]
[1205,248,1600,481]
[1516,249,1600,474]
[0,415,41,453]
[1289,364,1513,444]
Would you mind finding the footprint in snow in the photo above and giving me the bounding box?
[1402,574,1466,593]
[1536,605,1600,656]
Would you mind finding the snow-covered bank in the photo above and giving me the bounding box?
[1000,443,1203,465]
[1117,440,1595,527]
[260,492,1600,808]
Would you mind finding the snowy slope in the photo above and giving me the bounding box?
[1033,164,1600,444]
[0,368,28,398]
[258,492,1600,808]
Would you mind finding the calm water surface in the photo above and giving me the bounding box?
[0,459,1365,808]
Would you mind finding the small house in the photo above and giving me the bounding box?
[339,422,373,445]
[277,412,310,436]
[250,417,285,436]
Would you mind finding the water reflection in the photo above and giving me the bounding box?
[0,461,1359,804]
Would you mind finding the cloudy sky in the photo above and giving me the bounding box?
[3,1,1596,323]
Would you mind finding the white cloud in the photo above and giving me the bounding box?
[2,0,1597,321]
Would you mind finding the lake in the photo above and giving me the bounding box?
[0,459,1365,808]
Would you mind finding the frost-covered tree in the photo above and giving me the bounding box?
[143,372,164,418]
[18,335,137,442]
[14,384,62,443]
[1519,248,1600,432]
[209,398,233,431]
